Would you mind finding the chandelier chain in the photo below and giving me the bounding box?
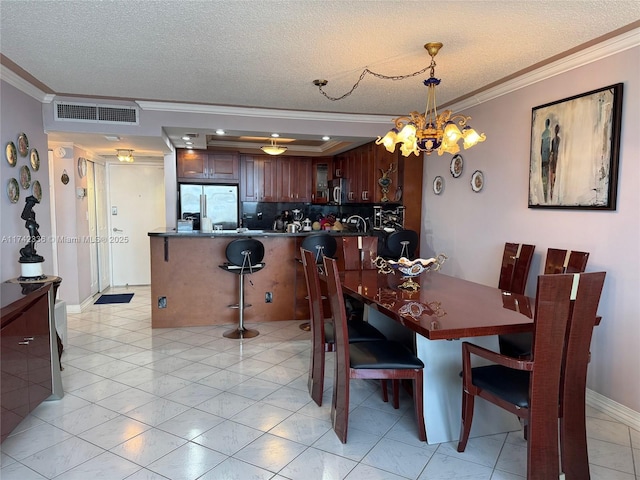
[316,63,432,102]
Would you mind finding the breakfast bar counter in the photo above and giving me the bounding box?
[148,229,368,328]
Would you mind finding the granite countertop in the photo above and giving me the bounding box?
[148,228,370,237]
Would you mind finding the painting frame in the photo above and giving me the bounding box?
[528,83,623,210]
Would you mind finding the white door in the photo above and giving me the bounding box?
[109,163,165,286]
[94,162,110,291]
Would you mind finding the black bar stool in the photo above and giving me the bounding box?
[219,238,265,339]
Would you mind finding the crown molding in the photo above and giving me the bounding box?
[0,65,55,103]
[449,27,640,112]
[135,101,391,124]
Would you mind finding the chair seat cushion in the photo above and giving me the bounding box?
[325,320,387,344]
[471,365,530,408]
[498,332,532,357]
[350,341,424,369]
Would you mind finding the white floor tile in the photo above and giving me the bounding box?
[146,442,226,479]
[2,285,632,480]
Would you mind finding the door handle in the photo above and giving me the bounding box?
[113,228,123,233]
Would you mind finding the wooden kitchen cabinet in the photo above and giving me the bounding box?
[312,157,332,204]
[177,149,238,182]
[240,155,277,202]
[1,283,52,443]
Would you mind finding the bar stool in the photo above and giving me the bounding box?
[385,229,419,259]
[219,238,265,339]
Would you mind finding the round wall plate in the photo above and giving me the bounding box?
[433,176,444,195]
[450,154,463,178]
[471,170,484,192]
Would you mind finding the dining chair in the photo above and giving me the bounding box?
[457,271,605,480]
[301,248,386,406]
[323,255,426,443]
[499,248,590,358]
[497,242,536,295]
[544,248,590,274]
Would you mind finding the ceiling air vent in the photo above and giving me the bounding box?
[54,101,139,125]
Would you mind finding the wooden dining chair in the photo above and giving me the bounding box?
[544,248,590,274]
[323,255,426,443]
[498,242,536,295]
[342,236,378,270]
[301,248,386,406]
[457,271,605,480]
[499,248,590,358]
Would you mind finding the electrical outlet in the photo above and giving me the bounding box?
[265,292,273,303]
[158,296,167,308]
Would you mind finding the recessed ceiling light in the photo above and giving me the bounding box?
[215,129,225,135]
[322,136,331,141]
[181,136,190,141]
[271,133,280,138]
[105,135,121,141]
[185,141,193,145]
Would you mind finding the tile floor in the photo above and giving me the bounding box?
[1,285,638,479]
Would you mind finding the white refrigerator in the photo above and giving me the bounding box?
[179,184,239,230]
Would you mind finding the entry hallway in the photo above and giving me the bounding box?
[1,286,638,479]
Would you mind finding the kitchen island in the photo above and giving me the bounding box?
[148,229,367,328]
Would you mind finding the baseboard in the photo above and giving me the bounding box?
[65,296,94,314]
[587,388,640,431]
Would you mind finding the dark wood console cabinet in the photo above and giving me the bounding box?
[1,282,53,443]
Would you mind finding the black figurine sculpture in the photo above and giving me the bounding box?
[19,195,44,264]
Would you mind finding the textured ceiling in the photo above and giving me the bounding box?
[1,0,639,157]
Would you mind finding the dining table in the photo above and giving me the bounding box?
[340,268,533,445]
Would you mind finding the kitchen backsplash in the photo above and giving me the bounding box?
[241,201,403,231]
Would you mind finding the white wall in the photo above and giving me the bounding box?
[422,46,640,412]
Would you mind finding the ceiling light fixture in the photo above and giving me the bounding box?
[314,42,485,157]
[376,43,485,157]
[260,138,287,156]
[116,149,134,163]
[215,129,225,135]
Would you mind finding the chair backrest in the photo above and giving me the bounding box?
[386,229,419,259]
[301,248,327,346]
[498,242,535,295]
[545,248,589,274]
[225,238,264,272]
[323,257,350,387]
[342,236,378,270]
[301,234,337,264]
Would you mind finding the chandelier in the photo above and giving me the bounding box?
[116,149,134,163]
[376,43,486,157]
[260,138,287,156]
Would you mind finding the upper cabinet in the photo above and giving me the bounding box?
[241,155,311,203]
[177,150,239,182]
[311,157,332,204]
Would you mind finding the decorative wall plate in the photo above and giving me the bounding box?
[19,165,31,189]
[471,170,484,192]
[61,170,70,185]
[78,157,87,178]
[17,133,29,157]
[7,178,19,203]
[433,176,443,195]
[30,148,40,171]
[6,141,17,166]
[32,180,42,202]
[450,154,463,178]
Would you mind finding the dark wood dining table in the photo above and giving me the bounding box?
[339,268,592,479]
